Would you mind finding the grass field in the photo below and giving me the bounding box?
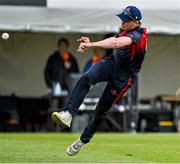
[0,133,180,163]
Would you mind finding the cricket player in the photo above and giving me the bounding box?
[52,6,147,156]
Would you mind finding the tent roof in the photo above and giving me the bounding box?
[0,0,180,34]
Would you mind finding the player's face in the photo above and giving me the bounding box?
[120,21,138,31]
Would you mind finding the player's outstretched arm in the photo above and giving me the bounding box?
[91,36,132,48]
[77,36,132,54]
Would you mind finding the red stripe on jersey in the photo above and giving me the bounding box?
[112,78,133,105]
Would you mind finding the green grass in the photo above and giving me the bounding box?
[0,133,180,163]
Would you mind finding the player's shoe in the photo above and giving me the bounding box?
[66,138,84,156]
[51,111,72,128]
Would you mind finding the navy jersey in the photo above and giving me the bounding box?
[107,26,147,75]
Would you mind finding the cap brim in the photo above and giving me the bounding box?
[116,13,131,22]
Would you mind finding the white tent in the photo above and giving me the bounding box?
[0,0,180,98]
[0,0,180,34]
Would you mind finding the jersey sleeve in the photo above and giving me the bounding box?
[126,30,142,44]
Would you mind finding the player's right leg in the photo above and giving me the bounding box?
[52,60,111,128]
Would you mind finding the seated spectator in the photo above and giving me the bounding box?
[83,48,104,73]
[44,37,79,91]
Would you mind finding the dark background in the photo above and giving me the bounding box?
[0,0,46,6]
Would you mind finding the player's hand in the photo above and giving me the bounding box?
[77,37,90,43]
[77,43,86,54]
[77,43,91,54]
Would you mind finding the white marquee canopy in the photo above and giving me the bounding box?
[0,0,180,34]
